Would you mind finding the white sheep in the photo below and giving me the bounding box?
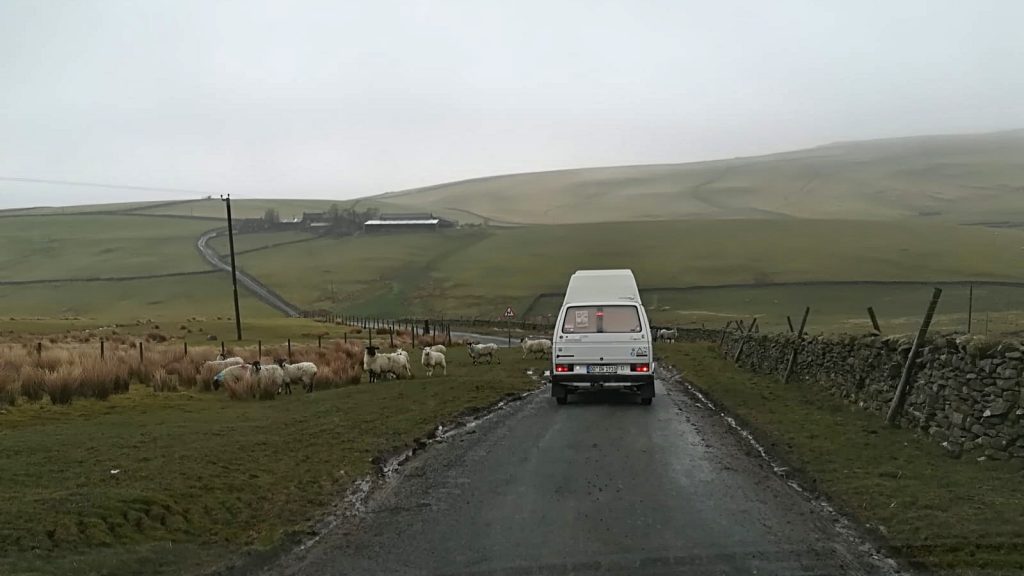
[213,363,251,391]
[364,345,412,382]
[520,337,552,359]
[276,359,318,394]
[204,356,244,371]
[204,356,245,390]
[243,361,284,399]
[426,344,447,355]
[467,342,501,365]
[421,347,447,377]
[657,328,678,343]
[381,351,413,379]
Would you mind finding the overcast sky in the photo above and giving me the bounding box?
[2,0,1023,209]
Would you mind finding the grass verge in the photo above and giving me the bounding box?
[0,350,542,576]
[659,342,1024,575]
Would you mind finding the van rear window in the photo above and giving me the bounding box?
[561,305,642,334]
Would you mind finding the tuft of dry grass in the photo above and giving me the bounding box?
[0,338,364,405]
[223,373,255,400]
[254,374,277,400]
[0,369,18,407]
[18,366,45,402]
[43,366,78,405]
[151,369,179,393]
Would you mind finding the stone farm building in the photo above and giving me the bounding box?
[363,213,457,233]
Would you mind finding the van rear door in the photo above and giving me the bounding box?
[554,303,650,366]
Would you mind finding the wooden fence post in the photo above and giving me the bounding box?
[867,306,881,334]
[786,316,794,333]
[389,329,394,348]
[967,283,974,334]
[37,342,42,358]
[139,341,144,365]
[886,288,943,426]
[258,339,262,359]
[732,318,759,363]
[183,341,187,357]
[344,332,347,343]
[318,335,322,349]
[782,307,811,383]
[100,338,105,359]
[287,338,292,361]
[718,321,732,349]
[447,324,452,346]
[221,341,226,356]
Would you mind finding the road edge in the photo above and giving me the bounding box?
[210,373,547,576]
[657,360,909,576]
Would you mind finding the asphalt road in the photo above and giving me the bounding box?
[263,376,897,576]
[195,229,301,317]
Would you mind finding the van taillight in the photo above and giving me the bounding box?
[631,363,650,373]
[554,364,572,373]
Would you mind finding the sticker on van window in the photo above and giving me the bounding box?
[575,310,589,327]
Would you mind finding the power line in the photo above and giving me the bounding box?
[0,176,216,197]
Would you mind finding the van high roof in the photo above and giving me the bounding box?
[562,269,642,305]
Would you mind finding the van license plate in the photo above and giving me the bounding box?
[587,365,620,374]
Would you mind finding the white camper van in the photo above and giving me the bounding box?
[550,269,655,405]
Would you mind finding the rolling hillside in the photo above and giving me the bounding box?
[1,130,1023,331]
[372,130,1024,225]
[236,220,1024,319]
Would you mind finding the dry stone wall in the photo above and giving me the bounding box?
[700,329,1024,460]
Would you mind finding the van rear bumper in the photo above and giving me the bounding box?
[551,374,655,386]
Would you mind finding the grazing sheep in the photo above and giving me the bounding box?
[426,344,447,355]
[520,337,552,359]
[421,347,447,377]
[250,361,285,399]
[213,363,252,391]
[467,342,501,365]
[381,351,413,379]
[204,356,244,372]
[657,328,678,343]
[205,358,246,391]
[275,359,318,394]
[364,346,412,382]
[364,346,382,382]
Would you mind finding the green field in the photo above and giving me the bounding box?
[236,220,1024,322]
[375,130,1024,225]
[235,228,491,315]
[0,349,542,576]
[0,274,271,322]
[0,201,162,215]
[524,283,1024,336]
[207,229,317,254]
[662,343,1024,574]
[0,215,216,281]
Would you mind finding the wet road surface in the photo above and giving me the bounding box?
[263,376,896,576]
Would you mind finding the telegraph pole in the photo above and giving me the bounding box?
[221,195,243,341]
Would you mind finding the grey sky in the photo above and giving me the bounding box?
[1,0,1023,209]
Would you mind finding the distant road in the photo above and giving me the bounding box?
[262,374,896,576]
[196,229,302,317]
